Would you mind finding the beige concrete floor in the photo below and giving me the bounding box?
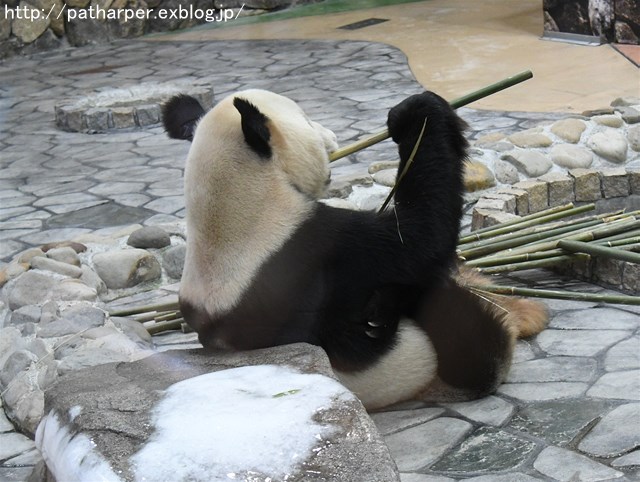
[152,0,639,113]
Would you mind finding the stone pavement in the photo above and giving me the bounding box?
[0,38,639,481]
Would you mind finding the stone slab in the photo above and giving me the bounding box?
[37,344,399,482]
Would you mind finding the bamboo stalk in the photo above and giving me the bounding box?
[478,254,577,274]
[109,299,180,317]
[558,240,640,264]
[458,203,594,245]
[328,70,533,162]
[594,229,640,244]
[466,248,566,267]
[482,218,640,260]
[146,318,185,335]
[469,284,640,305]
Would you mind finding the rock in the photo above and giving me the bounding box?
[39,301,59,325]
[31,256,83,278]
[628,125,640,152]
[592,114,624,128]
[92,249,162,289]
[62,304,106,328]
[611,96,640,107]
[493,160,519,185]
[0,262,29,288]
[507,129,552,148]
[534,446,623,481]
[11,1,50,43]
[80,265,107,295]
[368,161,399,174]
[550,118,587,143]
[127,226,171,249]
[40,241,87,254]
[14,247,45,264]
[512,180,548,213]
[616,106,640,124]
[9,305,42,326]
[0,432,36,461]
[599,167,629,198]
[7,271,56,310]
[37,344,399,482]
[1,366,46,435]
[570,169,602,202]
[0,327,26,369]
[587,370,640,400]
[582,107,615,117]
[111,317,153,349]
[550,144,593,169]
[463,160,495,192]
[502,151,553,177]
[372,169,397,188]
[370,407,445,436]
[537,329,629,357]
[538,172,574,207]
[496,187,529,215]
[444,396,514,427]
[474,132,506,146]
[45,246,81,266]
[162,244,186,280]
[578,403,640,457]
[0,349,37,388]
[587,129,629,163]
[471,209,519,230]
[48,279,98,303]
[476,193,516,213]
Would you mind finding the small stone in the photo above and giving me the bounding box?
[48,279,98,303]
[570,169,602,202]
[31,256,83,278]
[368,161,399,174]
[372,169,397,188]
[110,107,136,129]
[582,107,615,116]
[9,305,42,326]
[80,265,107,295]
[616,106,640,124]
[0,262,29,288]
[62,304,106,329]
[111,317,153,349]
[127,226,171,249]
[40,241,87,254]
[162,244,186,280]
[611,97,640,107]
[550,144,593,169]
[587,370,640,400]
[507,129,553,148]
[11,1,50,43]
[587,129,629,163]
[550,118,587,143]
[7,271,56,310]
[14,247,45,264]
[534,446,623,481]
[629,125,640,152]
[0,327,26,369]
[40,300,59,325]
[512,180,548,213]
[599,167,629,198]
[538,172,574,207]
[46,246,81,266]
[3,448,43,467]
[92,249,162,289]
[579,403,640,457]
[502,150,553,177]
[593,114,624,128]
[474,132,506,146]
[37,319,81,338]
[0,350,37,388]
[493,160,519,185]
[464,160,495,192]
[622,262,640,292]
[1,374,44,435]
[134,104,161,126]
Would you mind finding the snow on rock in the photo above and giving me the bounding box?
[131,365,354,481]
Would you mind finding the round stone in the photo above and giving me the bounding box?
[92,249,162,289]
[507,129,553,148]
[372,169,397,188]
[550,118,587,143]
[502,150,553,177]
[127,226,171,249]
[493,160,519,185]
[550,144,594,169]
[464,160,496,191]
[628,125,640,152]
[587,130,629,163]
[593,114,624,128]
[162,245,186,280]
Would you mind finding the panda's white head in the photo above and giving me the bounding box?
[163,89,338,200]
[162,89,338,317]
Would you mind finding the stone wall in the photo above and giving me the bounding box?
[0,0,321,59]
[543,0,640,44]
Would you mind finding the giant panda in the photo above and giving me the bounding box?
[161,89,548,410]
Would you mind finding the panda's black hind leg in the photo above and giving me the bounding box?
[414,279,515,399]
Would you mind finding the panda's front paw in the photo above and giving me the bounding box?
[387,91,452,144]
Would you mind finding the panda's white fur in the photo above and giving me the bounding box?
[163,88,548,410]
[180,90,337,327]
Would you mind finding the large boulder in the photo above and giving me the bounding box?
[36,344,400,481]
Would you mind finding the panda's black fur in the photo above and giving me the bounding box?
[163,90,547,409]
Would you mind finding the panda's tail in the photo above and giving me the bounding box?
[455,265,549,339]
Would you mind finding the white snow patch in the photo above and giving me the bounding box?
[36,410,122,482]
[131,365,353,482]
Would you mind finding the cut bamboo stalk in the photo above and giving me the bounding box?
[109,299,180,318]
[458,203,595,245]
[329,70,533,162]
[466,248,566,267]
[558,240,640,264]
[478,254,577,274]
[469,284,640,305]
[146,318,185,335]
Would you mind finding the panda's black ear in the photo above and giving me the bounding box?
[162,95,205,141]
[233,97,272,159]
